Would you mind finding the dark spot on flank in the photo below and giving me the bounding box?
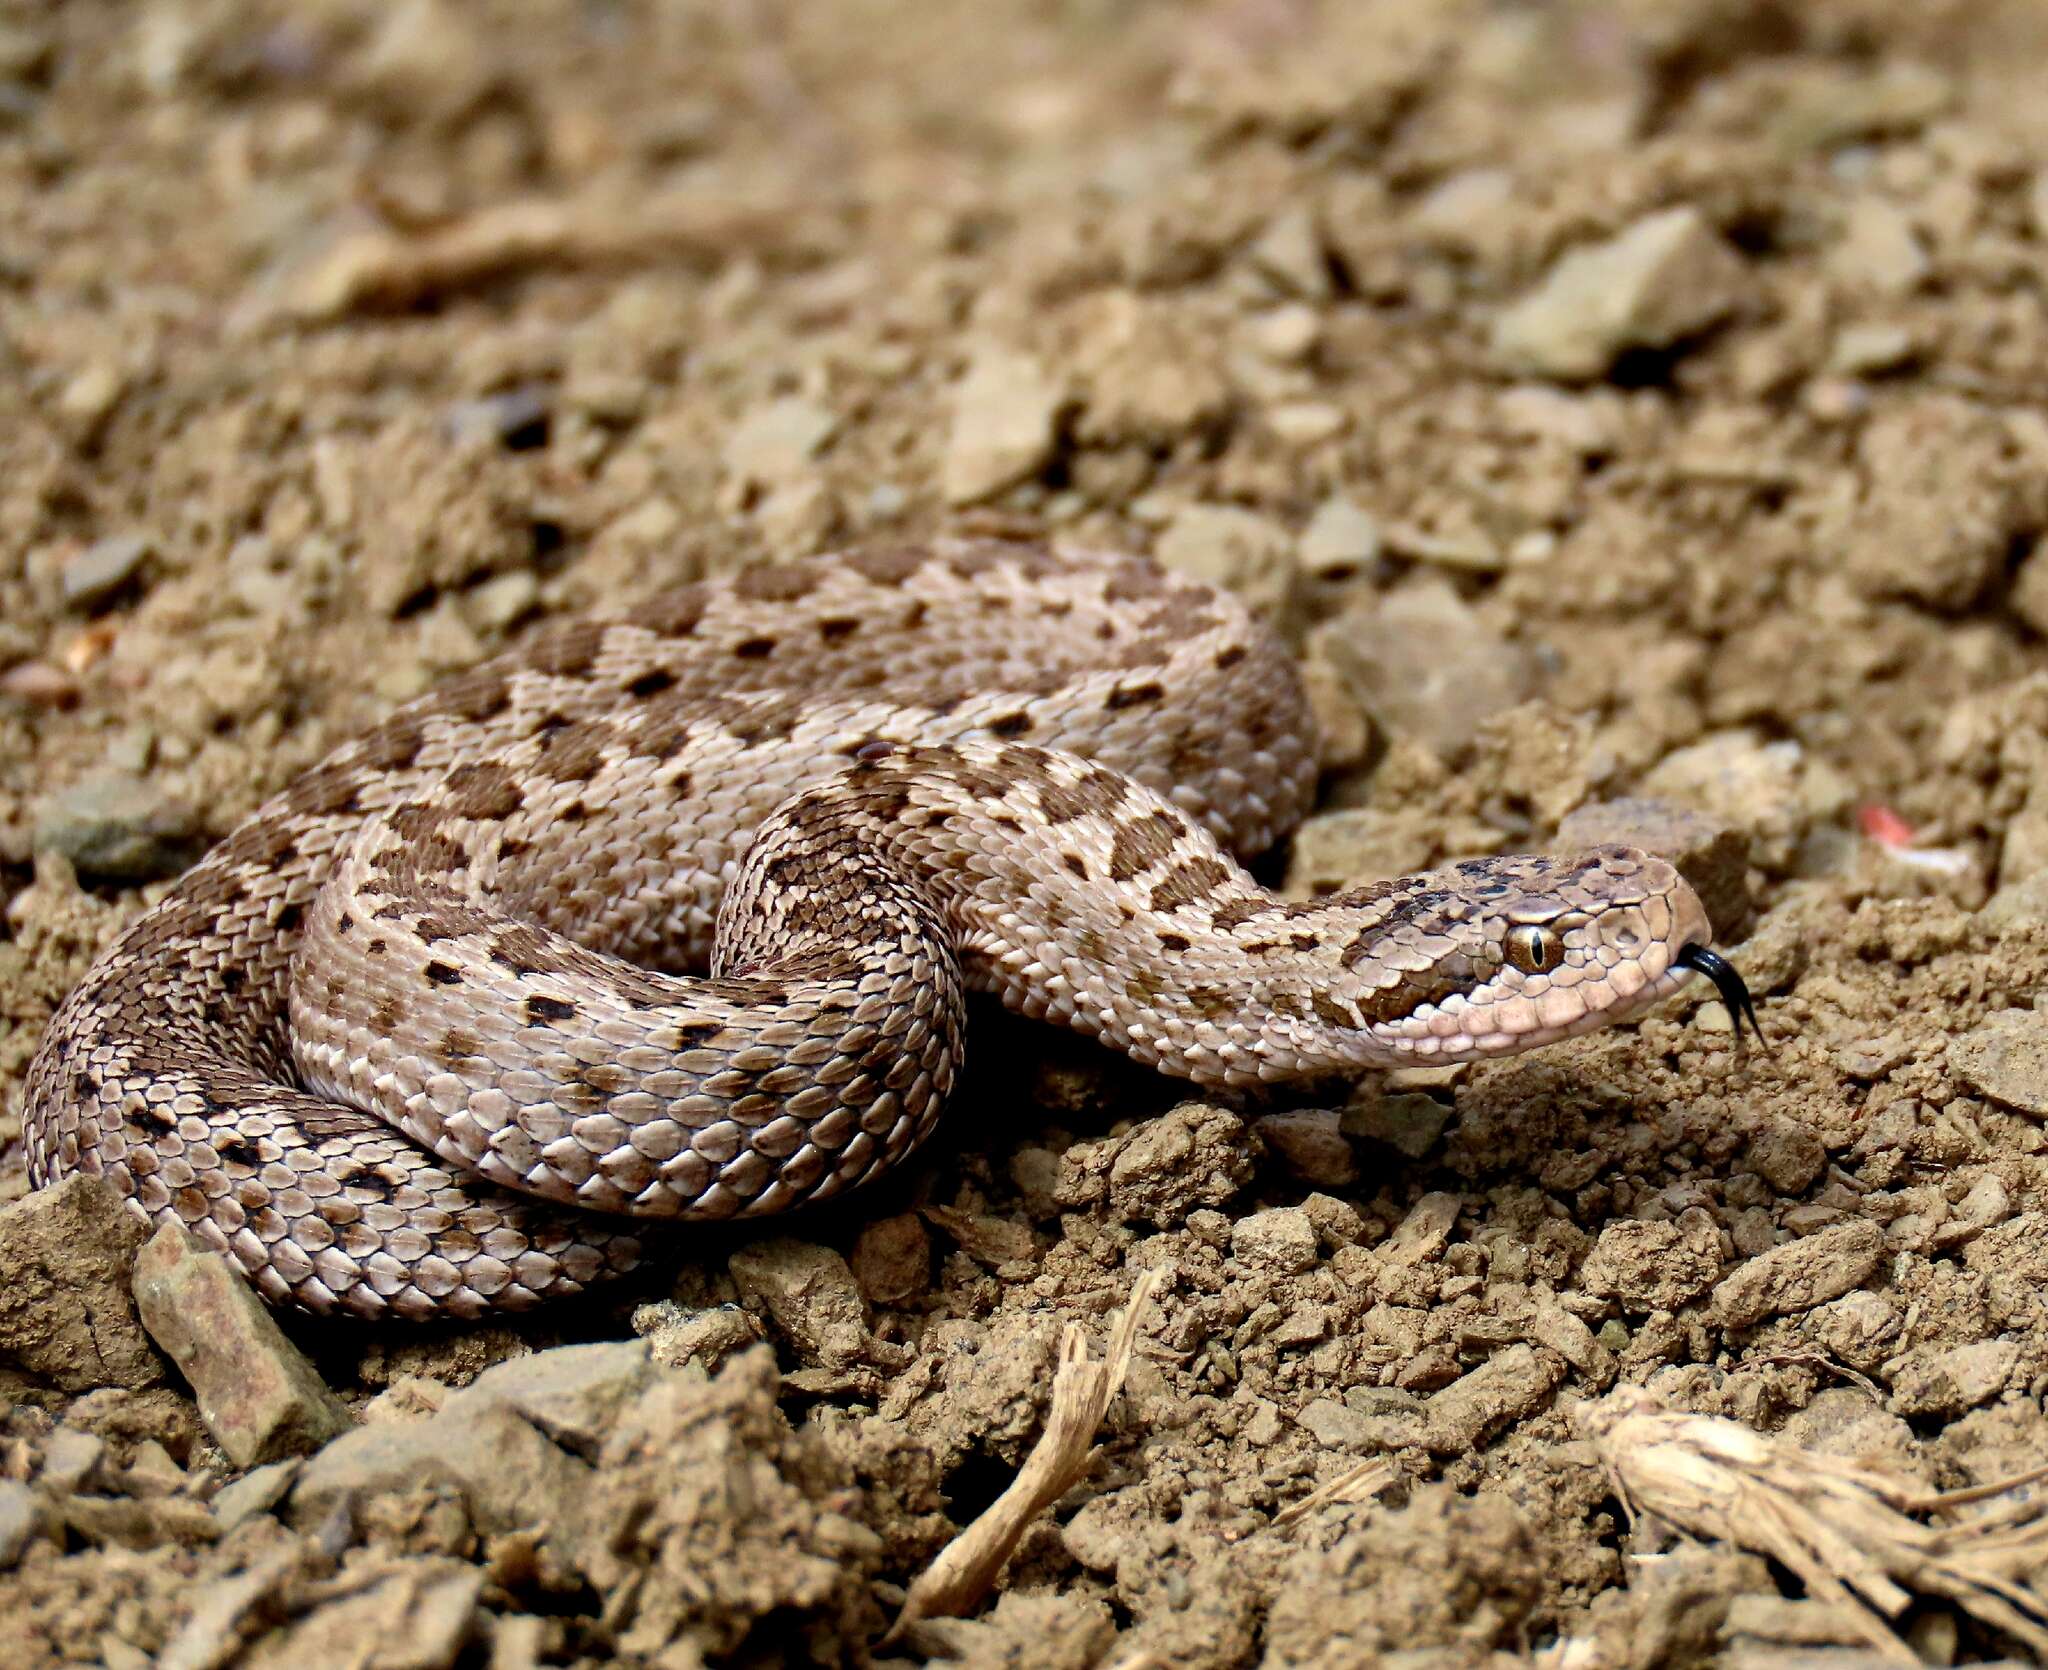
[366,938,387,955]
[217,1136,261,1167]
[626,667,676,698]
[644,585,709,637]
[1037,766,1130,824]
[531,624,605,680]
[1158,931,1191,951]
[818,616,861,643]
[274,902,304,934]
[987,711,1033,738]
[445,760,526,821]
[1311,990,1356,1029]
[734,635,777,659]
[1108,809,1185,883]
[219,967,246,995]
[334,1159,406,1199]
[1103,564,1171,603]
[373,997,405,1033]
[1182,983,1236,1021]
[1063,853,1089,880]
[525,994,577,1024]
[129,1104,178,1137]
[675,1018,725,1042]
[733,562,824,603]
[442,671,513,723]
[851,738,895,762]
[533,710,573,735]
[287,767,365,818]
[423,960,462,986]
[1149,855,1234,913]
[359,719,428,774]
[337,914,354,935]
[557,800,588,822]
[844,545,929,587]
[900,600,929,631]
[535,726,606,784]
[1105,681,1166,711]
[993,814,1023,834]
[1214,643,1248,670]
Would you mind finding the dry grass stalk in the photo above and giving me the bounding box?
[1577,1385,2048,1665]
[887,1268,1163,1641]
[1270,1456,1399,1530]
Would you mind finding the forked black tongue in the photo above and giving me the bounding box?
[1676,944,1761,1048]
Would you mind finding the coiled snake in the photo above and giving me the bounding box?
[22,541,1747,1319]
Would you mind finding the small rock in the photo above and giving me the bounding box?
[1948,1012,2048,1118]
[1555,797,1753,944]
[61,535,151,610]
[632,1302,765,1374]
[210,1459,301,1531]
[132,1223,355,1467]
[1153,502,1299,619]
[1296,494,1382,585]
[1826,195,1933,297]
[1339,1088,1449,1161]
[1284,806,1436,896]
[1772,62,1953,153]
[1247,202,1332,300]
[39,1427,105,1494]
[33,773,203,883]
[1745,1115,1827,1195]
[727,1239,867,1368]
[941,345,1066,504]
[1247,303,1322,365]
[1490,206,1747,380]
[1266,400,1348,446]
[1230,1208,1319,1276]
[352,0,498,118]
[1712,1220,1884,1330]
[1409,168,1515,257]
[442,386,550,450]
[1578,1218,1721,1312]
[1527,1300,1614,1387]
[1380,1192,1461,1268]
[1054,1102,1253,1228]
[0,1174,163,1392]
[1839,398,2026,610]
[444,1340,654,1460]
[0,1482,51,1571]
[722,395,838,494]
[1422,1344,1565,1454]
[1295,1397,1397,1454]
[1807,1290,1903,1372]
[1886,1339,2018,1417]
[849,1213,932,1306]
[1253,1110,1357,1187]
[1828,323,1917,377]
[1641,731,1854,876]
[463,568,540,632]
[1069,291,1231,447]
[1311,580,1541,757]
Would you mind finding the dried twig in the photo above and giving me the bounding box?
[1270,1456,1399,1530]
[1577,1385,2048,1664]
[887,1269,1162,1641]
[234,190,849,330]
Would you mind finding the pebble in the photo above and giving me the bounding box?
[722,394,839,493]
[1339,1088,1449,1161]
[445,1340,654,1460]
[1253,1110,1357,1187]
[1296,494,1382,583]
[1711,1220,1884,1330]
[850,1212,933,1306]
[1265,400,1348,446]
[1640,731,1853,876]
[1828,322,1917,377]
[1421,1344,1564,1455]
[1839,399,2020,609]
[39,1427,106,1494]
[209,1459,301,1531]
[1311,580,1540,757]
[632,1301,765,1374]
[1576,1217,1722,1312]
[727,1239,868,1368]
[1885,1338,2018,1417]
[1555,796,1753,943]
[32,773,202,883]
[1053,1101,1253,1228]
[1947,1011,2048,1118]
[0,1173,163,1392]
[941,345,1065,504]
[442,386,551,450]
[1229,1207,1320,1276]
[1247,303,1322,365]
[131,1223,355,1466]
[61,535,151,610]
[0,1482,50,1572]
[1153,503,1299,619]
[1490,206,1747,380]
[1246,202,1332,300]
[1409,168,1514,257]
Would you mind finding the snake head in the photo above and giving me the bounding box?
[1327,845,1742,1064]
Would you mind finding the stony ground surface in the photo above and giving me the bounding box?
[7,0,2048,1663]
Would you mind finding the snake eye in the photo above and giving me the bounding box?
[1505,924,1560,975]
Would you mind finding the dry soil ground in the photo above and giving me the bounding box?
[9,1,2048,1665]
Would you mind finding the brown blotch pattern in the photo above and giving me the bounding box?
[1108,809,1186,883]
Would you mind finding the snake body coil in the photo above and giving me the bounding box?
[23,542,1715,1319]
